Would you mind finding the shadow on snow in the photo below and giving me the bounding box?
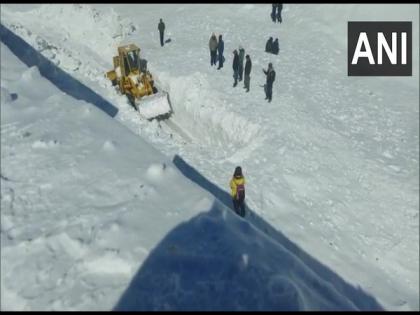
[113,154,384,311]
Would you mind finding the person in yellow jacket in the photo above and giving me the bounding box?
[230,166,246,217]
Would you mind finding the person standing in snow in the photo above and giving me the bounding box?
[230,166,246,217]
[272,38,279,55]
[271,4,277,22]
[217,34,224,69]
[238,46,245,81]
[277,4,283,23]
[263,62,276,102]
[265,37,273,53]
[232,50,239,87]
[209,33,218,67]
[243,54,252,92]
[158,18,165,47]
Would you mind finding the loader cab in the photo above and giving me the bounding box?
[126,49,140,73]
[119,44,142,76]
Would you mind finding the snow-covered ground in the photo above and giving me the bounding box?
[1,3,419,311]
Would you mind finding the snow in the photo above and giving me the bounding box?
[1,3,419,311]
[137,91,172,119]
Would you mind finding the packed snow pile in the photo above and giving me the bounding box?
[160,71,263,150]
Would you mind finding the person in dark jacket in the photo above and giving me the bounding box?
[263,62,276,102]
[209,33,218,66]
[230,166,246,217]
[271,4,277,23]
[243,55,252,92]
[265,37,273,53]
[272,38,279,55]
[217,34,224,69]
[277,4,283,23]
[158,18,165,47]
[232,50,239,87]
[238,46,245,81]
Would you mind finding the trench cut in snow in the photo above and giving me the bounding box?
[161,71,262,151]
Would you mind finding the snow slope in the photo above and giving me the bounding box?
[1,3,419,311]
[1,42,381,311]
[0,42,212,310]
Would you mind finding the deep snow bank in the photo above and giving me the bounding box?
[159,71,263,150]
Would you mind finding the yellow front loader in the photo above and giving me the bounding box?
[106,44,172,120]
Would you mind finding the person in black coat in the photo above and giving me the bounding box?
[217,35,224,69]
[271,4,277,23]
[265,37,273,53]
[263,63,276,102]
[158,18,165,47]
[232,50,239,87]
[243,55,252,92]
[277,4,283,23]
[238,46,245,81]
[272,38,279,55]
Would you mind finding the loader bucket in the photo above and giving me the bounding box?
[136,90,172,120]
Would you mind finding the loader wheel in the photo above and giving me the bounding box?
[111,79,117,86]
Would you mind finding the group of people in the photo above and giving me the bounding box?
[208,34,276,101]
[271,3,283,23]
[265,37,279,55]
[209,34,252,93]
[225,6,286,216]
[263,4,280,102]
[156,5,286,218]
[232,47,252,92]
[208,33,225,69]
